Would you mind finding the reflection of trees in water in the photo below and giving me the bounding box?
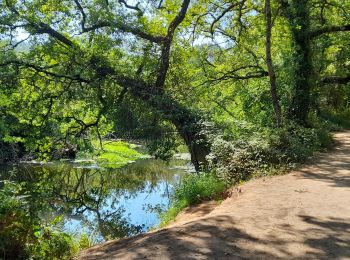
[1,159,188,240]
[53,167,144,240]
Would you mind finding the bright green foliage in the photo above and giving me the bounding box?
[0,0,349,164]
[0,0,349,254]
[160,173,226,226]
[95,141,149,168]
[174,173,226,204]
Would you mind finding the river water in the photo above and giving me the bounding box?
[0,158,191,242]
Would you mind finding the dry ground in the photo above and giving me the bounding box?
[78,132,350,260]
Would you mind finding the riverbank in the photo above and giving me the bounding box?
[78,131,350,259]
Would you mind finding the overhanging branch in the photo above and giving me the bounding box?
[34,22,75,47]
[73,0,163,43]
[81,21,166,44]
[155,0,191,89]
[309,24,350,38]
[0,60,90,83]
[322,75,350,85]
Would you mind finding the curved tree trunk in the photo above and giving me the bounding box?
[144,95,211,171]
[123,78,211,171]
[176,127,211,171]
[150,97,212,171]
[4,0,208,169]
[171,109,211,172]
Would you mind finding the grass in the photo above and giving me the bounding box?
[159,173,226,226]
[95,141,149,168]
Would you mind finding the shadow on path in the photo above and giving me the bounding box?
[82,214,350,259]
[79,132,350,259]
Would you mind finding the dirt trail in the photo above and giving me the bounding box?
[79,132,350,259]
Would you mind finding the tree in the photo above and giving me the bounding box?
[0,0,211,170]
[280,0,350,124]
[1,0,349,167]
[265,0,282,126]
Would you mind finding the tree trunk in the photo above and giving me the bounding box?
[284,0,312,124]
[265,0,282,126]
[152,97,211,171]
[172,110,211,172]
[125,79,211,171]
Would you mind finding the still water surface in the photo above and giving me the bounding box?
[0,158,191,241]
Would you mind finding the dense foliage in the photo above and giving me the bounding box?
[0,181,76,259]
[0,0,349,258]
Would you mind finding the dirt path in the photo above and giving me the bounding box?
[78,132,350,260]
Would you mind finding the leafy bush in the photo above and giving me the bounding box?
[0,181,77,259]
[207,137,267,183]
[174,173,226,205]
[207,123,334,183]
[28,228,74,260]
[160,173,226,225]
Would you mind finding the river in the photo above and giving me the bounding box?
[0,157,191,242]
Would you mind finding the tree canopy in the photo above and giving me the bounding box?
[1,1,350,258]
[0,0,349,168]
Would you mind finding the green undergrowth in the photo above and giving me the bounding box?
[319,110,350,129]
[0,181,83,259]
[160,120,339,227]
[94,141,149,168]
[159,173,226,226]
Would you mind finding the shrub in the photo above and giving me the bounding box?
[207,137,268,183]
[0,181,77,259]
[28,228,74,260]
[174,173,226,205]
[160,173,226,226]
[207,123,334,183]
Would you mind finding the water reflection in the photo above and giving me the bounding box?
[0,158,190,242]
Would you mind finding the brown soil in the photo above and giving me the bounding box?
[78,132,350,260]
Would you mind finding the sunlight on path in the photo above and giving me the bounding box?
[78,132,350,260]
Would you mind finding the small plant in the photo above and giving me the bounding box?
[160,173,226,226]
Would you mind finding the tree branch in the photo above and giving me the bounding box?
[155,0,191,89]
[73,0,162,43]
[322,75,350,85]
[73,0,88,31]
[82,21,166,43]
[118,0,143,15]
[33,22,75,47]
[210,2,242,35]
[204,66,268,84]
[309,24,350,38]
[0,60,90,83]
